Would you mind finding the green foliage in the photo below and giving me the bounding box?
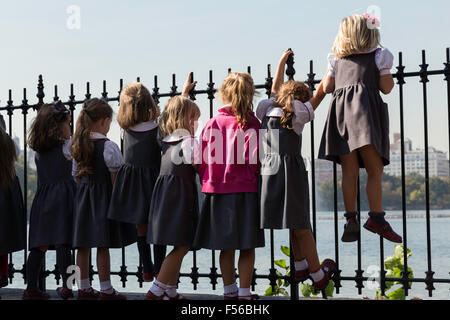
[264,246,335,298]
[317,172,450,211]
[375,245,414,300]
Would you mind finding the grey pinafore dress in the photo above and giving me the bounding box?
[29,145,76,249]
[259,111,311,230]
[108,128,161,225]
[147,138,199,247]
[0,176,26,256]
[72,139,137,249]
[318,50,390,167]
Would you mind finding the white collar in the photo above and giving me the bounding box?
[266,107,283,117]
[90,132,108,140]
[162,134,192,143]
[129,121,158,132]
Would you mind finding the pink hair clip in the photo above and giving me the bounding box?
[362,13,380,29]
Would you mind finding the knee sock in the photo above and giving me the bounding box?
[137,236,154,273]
[0,255,8,276]
[26,249,45,291]
[368,211,387,225]
[56,246,72,289]
[153,245,167,273]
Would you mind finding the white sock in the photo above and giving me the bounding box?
[165,285,177,298]
[78,278,91,291]
[150,280,167,296]
[238,287,251,298]
[224,283,238,297]
[295,259,309,271]
[310,269,325,282]
[99,280,114,294]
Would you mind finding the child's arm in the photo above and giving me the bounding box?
[182,72,198,98]
[379,74,394,94]
[111,172,117,185]
[271,49,294,97]
[308,73,328,110]
[323,72,335,94]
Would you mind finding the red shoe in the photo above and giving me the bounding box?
[238,294,259,300]
[341,216,360,242]
[145,290,165,300]
[164,293,189,300]
[77,288,100,300]
[313,259,336,299]
[295,268,310,282]
[56,287,74,300]
[22,290,50,300]
[99,289,127,300]
[363,217,402,243]
[143,272,155,282]
[224,295,238,300]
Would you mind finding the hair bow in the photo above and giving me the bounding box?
[362,13,381,29]
[52,100,70,122]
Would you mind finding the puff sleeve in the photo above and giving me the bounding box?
[103,140,124,172]
[375,48,394,75]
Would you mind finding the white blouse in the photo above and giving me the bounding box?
[256,98,314,136]
[327,47,394,77]
[71,132,124,177]
[162,134,201,165]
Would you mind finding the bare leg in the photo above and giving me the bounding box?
[156,246,190,286]
[220,250,236,286]
[291,229,320,272]
[96,248,111,283]
[359,145,384,212]
[290,230,305,262]
[238,249,255,289]
[339,151,360,213]
[76,248,90,281]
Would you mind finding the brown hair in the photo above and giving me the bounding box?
[159,96,200,138]
[28,104,69,153]
[219,72,255,126]
[275,81,312,129]
[117,82,157,130]
[0,126,17,188]
[71,98,113,178]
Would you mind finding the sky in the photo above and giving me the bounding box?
[1,0,449,159]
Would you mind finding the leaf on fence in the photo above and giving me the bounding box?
[274,259,287,269]
[387,287,406,300]
[281,246,290,257]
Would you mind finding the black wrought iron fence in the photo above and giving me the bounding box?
[1,48,449,300]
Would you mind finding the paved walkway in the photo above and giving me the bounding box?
[0,288,357,300]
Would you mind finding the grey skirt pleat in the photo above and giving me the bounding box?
[147,175,199,247]
[28,180,76,249]
[108,164,159,225]
[0,177,27,256]
[318,87,390,168]
[259,154,311,230]
[72,182,137,249]
[193,192,265,251]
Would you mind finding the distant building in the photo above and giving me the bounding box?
[385,133,449,179]
[314,159,342,184]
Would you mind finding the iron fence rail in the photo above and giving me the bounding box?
[1,48,450,300]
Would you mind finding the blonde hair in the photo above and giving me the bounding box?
[159,96,200,138]
[71,98,113,178]
[219,72,255,126]
[275,81,312,129]
[117,82,157,130]
[332,14,381,59]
